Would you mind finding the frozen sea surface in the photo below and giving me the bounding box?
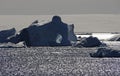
[0,47,120,76]
[76,33,120,40]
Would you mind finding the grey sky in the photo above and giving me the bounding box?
[0,0,120,32]
[0,0,120,14]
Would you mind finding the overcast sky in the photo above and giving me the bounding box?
[0,0,120,32]
[0,0,120,14]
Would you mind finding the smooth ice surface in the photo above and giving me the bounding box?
[76,33,120,40]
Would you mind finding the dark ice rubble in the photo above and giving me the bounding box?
[0,28,16,43]
[75,36,102,47]
[90,47,120,57]
[1,15,120,57]
[7,16,77,47]
[0,16,106,47]
[0,16,116,48]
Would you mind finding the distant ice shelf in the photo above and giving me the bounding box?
[76,33,120,40]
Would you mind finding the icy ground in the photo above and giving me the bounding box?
[0,46,120,76]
